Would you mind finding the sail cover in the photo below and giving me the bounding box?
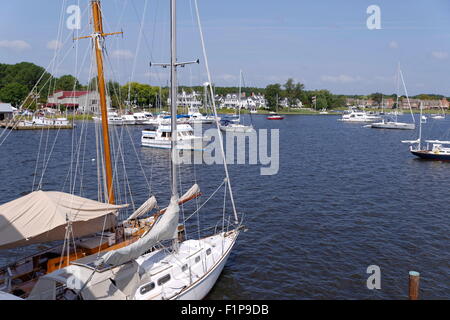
[179,184,200,203]
[126,196,157,221]
[99,196,180,267]
[0,191,127,250]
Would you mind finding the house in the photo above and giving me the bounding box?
[216,92,267,110]
[46,91,112,114]
[168,91,203,108]
[0,103,15,121]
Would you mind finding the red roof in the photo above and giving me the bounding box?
[54,91,90,99]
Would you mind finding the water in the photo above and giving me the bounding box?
[0,115,449,299]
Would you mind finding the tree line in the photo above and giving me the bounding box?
[1,62,446,111]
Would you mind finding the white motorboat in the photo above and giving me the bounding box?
[339,108,381,123]
[133,112,151,124]
[121,114,136,125]
[141,124,207,150]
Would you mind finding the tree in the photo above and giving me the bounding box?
[0,82,29,107]
[55,75,82,91]
[265,84,282,111]
[284,78,305,108]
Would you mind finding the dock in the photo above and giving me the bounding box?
[0,120,73,130]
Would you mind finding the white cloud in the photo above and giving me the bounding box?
[431,51,448,60]
[47,40,63,50]
[388,41,399,49]
[0,40,31,51]
[112,50,134,59]
[320,74,362,84]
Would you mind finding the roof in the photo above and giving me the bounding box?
[53,91,90,99]
[0,103,14,113]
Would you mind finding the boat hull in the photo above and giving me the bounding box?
[370,122,415,130]
[411,150,450,161]
[172,232,238,300]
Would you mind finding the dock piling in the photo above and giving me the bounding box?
[408,271,420,300]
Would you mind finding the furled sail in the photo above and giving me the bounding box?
[99,196,180,267]
[0,191,128,250]
[126,196,157,221]
[179,184,200,203]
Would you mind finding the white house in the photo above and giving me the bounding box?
[46,91,112,114]
[0,103,15,121]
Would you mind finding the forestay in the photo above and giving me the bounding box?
[0,191,127,249]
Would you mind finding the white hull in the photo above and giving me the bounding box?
[170,232,238,300]
[220,125,254,133]
[141,138,207,150]
[370,121,415,130]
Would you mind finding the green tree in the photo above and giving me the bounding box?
[55,75,82,91]
[0,82,29,107]
[265,83,282,111]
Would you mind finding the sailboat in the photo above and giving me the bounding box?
[431,101,445,120]
[267,94,284,120]
[0,0,242,300]
[402,102,450,160]
[220,70,254,132]
[369,64,415,130]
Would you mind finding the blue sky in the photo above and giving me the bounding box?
[1,0,450,95]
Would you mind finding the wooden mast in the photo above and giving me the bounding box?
[77,1,122,204]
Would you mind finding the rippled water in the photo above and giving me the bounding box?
[0,114,449,299]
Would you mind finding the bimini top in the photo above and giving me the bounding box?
[0,191,128,250]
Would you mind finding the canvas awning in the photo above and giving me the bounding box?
[0,191,128,250]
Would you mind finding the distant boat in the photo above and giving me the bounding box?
[339,107,381,123]
[267,114,284,120]
[267,94,284,120]
[369,64,416,130]
[141,124,206,150]
[220,70,254,132]
[401,101,450,160]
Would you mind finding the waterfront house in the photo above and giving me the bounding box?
[0,103,15,121]
[46,91,112,114]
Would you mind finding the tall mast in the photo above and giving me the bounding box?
[77,1,123,204]
[170,0,179,199]
[92,1,115,204]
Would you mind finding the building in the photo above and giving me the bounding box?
[216,92,267,110]
[46,91,111,114]
[175,91,203,108]
[0,103,15,121]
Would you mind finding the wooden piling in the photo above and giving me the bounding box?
[408,271,420,300]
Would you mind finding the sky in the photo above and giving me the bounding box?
[1,0,450,95]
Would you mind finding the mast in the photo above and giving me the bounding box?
[170,0,178,199]
[77,1,123,204]
[92,1,114,204]
[238,70,242,122]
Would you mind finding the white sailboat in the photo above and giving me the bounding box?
[431,101,445,120]
[369,64,415,130]
[220,70,254,133]
[0,0,243,300]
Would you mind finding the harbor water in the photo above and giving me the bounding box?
[0,114,448,299]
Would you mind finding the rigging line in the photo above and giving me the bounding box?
[31,128,46,192]
[193,0,239,225]
[103,48,153,194]
[399,68,415,123]
[130,0,164,85]
[183,179,226,224]
[127,0,149,104]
